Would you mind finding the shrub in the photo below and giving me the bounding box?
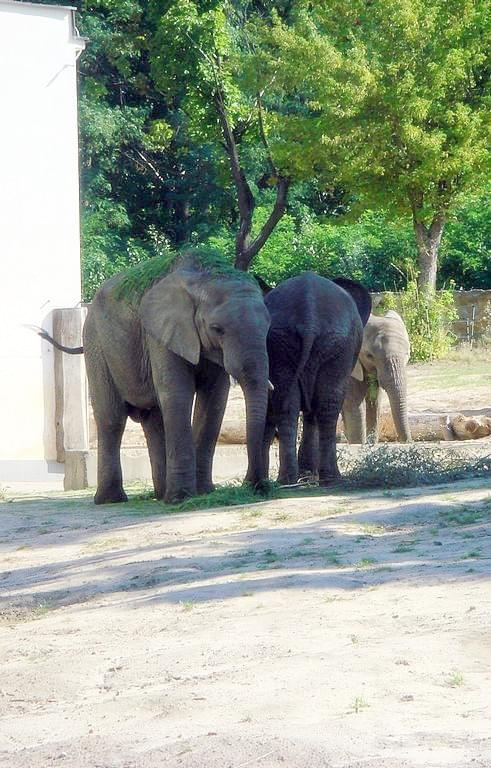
[383,279,458,362]
[338,444,491,489]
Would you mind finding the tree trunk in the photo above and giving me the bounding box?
[412,207,446,292]
[213,87,289,273]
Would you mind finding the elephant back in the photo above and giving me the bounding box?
[332,277,372,326]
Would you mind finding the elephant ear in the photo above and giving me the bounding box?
[252,274,273,295]
[351,359,364,381]
[140,272,200,365]
[332,277,372,326]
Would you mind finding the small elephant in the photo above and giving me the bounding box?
[41,251,271,504]
[263,272,372,485]
[342,310,412,443]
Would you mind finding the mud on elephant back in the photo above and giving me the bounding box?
[37,249,272,504]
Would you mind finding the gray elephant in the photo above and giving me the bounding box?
[263,273,372,485]
[40,251,271,504]
[342,310,412,443]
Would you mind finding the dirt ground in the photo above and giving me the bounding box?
[1,475,490,768]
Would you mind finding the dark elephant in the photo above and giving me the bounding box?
[342,310,412,443]
[41,252,271,504]
[263,272,372,485]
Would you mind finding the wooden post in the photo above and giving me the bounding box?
[53,308,89,487]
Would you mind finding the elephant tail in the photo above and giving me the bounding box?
[25,325,84,355]
[289,329,316,413]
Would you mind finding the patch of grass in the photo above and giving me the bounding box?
[15,544,32,551]
[350,696,370,714]
[288,548,313,559]
[181,601,195,612]
[446,672,464,688]
[241,507,263,520]
[358,558,378,568]
[33,601,55,618]
[439,503,490,527]
[84,537,127,552]
[121,482,281,518]
[260,548,280,564]
[322,549,342,566]
[460,550,482,560]
[361,523,385,535]
[176,482,280,513]
[392,542,417,553]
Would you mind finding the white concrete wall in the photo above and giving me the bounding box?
[0,2,85,480]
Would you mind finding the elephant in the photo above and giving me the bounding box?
[40,251,271,504]
[342,310,412,443]
[262,272,372,485]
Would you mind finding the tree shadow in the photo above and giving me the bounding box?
[1,479,489,620]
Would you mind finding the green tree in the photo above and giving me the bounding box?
[256,0,491,289]
[77,0,239,297]
[439,185,491,288]
[149,0,298,270]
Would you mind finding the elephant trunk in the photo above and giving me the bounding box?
[379,358,412,443]
[239,356,270,489]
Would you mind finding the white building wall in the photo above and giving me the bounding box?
[0,1,85,480]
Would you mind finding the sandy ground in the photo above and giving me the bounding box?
[1,477,491,767]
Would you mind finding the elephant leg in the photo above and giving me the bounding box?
[276,389,301,485]
[342,377,368,444]
[93,415,128,504]
[365,388,381,442]
[192,363,230,495]
[150,347,197,503]
[262,415,277,480]
[315,365,348,485]
[298,412,319,479]
[141,407,166,500]
[85,338,128,505]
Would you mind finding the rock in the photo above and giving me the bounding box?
[450,413,491,440]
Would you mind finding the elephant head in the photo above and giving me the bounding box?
[358,310,411,442]
[140,266,271,487]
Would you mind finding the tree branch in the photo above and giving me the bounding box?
[237,176,290,270]
[124,148,165,185]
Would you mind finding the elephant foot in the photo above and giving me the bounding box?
[197,480,215,496]
[164,485,196,504]
[277,472,299,486]
[94,488,128,505]
[243,477,274,496]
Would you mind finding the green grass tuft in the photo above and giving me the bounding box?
[123,481,281,517]
[114,245,255,303]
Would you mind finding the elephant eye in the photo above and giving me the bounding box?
[210,323,225,336]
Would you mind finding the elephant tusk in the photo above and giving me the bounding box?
[268,380,275,391]
[229,375,238,387]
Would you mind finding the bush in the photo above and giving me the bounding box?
[382,279,458,362]
[338,444,491,489]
